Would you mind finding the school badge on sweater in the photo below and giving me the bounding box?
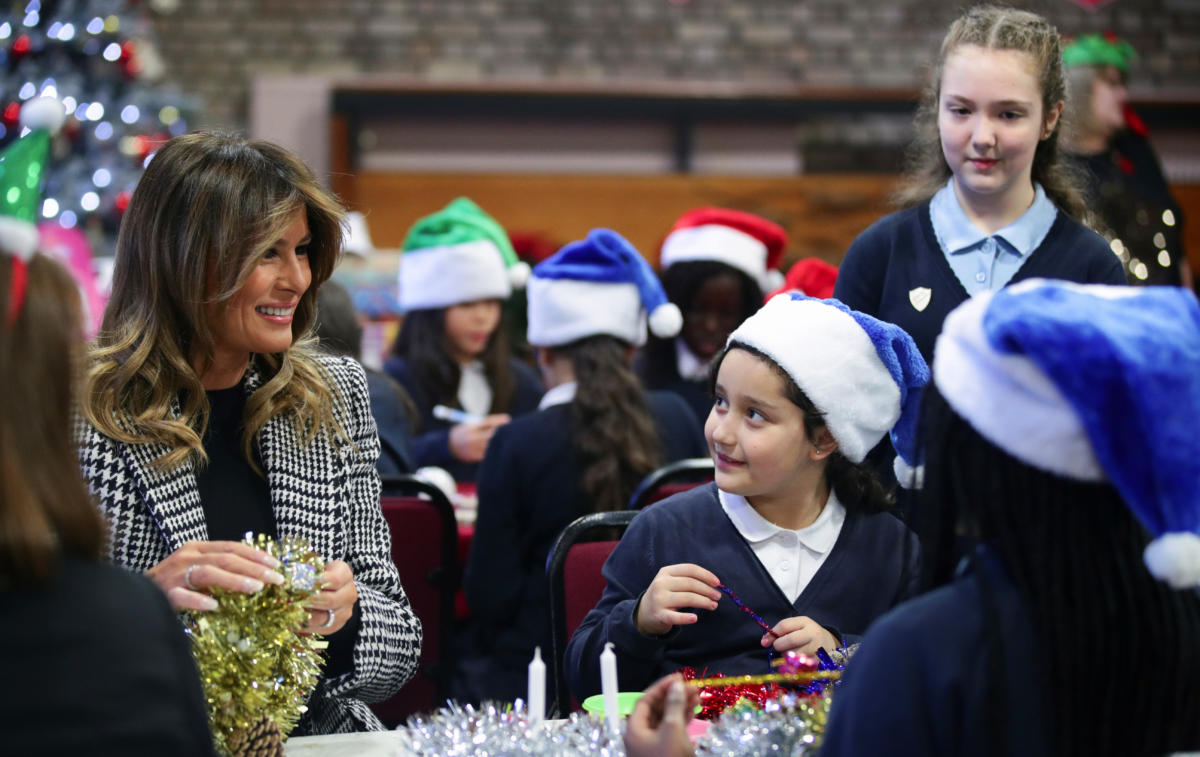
[909,287,931,312]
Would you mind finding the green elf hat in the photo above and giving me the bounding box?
[1063,33,1137,73]
[1,97,64,325]
[0,97,64,260]
[397,197,530,312]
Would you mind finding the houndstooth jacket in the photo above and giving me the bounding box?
[77,353,422,735]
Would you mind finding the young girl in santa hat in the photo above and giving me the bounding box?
[834,6,1125,365]
[460,228,706,704]
[567,292,926,700]
[383,197,544,481]
[637,207,787,429]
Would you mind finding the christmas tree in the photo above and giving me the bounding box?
[1,0,196,256]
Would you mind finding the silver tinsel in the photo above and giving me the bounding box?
[394,701,626,757]
[695,693,832,757]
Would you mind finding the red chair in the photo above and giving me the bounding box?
[545,509,638,718]
[371,475,458,727]
[627,457,714,510]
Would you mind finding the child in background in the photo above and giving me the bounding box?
[822,280,1200,756]
[637,207,786,429]
[383,198,543,481]
[834,5,1125,365]
[460,228,706,704]
[567,293,926,699]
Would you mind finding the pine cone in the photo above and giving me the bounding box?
[227,715,284,757]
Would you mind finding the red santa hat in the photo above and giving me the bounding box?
[765,257,839,302]
[659,207,787,292]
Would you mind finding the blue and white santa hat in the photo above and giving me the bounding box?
[934,278,1200,589]
[727,293,929,467]
[526,228,682,348]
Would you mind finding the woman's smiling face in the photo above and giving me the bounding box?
[208,207,312,365]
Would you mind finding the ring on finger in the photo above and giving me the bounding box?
[184,563,200,591]
[320,608,336,630]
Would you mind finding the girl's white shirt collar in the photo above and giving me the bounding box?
[719,487,845,555]
[538,380,577,410]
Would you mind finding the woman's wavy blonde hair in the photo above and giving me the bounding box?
[894,5,1090,223]
[84,131,348,470]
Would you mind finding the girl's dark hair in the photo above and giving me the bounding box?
[639,260,763,387]
[1,255,104,586]
[894,5,1092,224]
[709,342,893,515]
[557,335,663,514]
[391,306,516,417]
[916,383,1200,756]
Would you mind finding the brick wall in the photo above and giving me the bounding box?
[154,0,1199,133]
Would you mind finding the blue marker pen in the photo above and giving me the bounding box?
[432,404,485,424]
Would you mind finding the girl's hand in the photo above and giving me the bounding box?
[300,560,358,636]
[624,674,699,757]
[448,414,511,462]
[146,540,286,612]
[762,615,839,656]
[635,563,721,636]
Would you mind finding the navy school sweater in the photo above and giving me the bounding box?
[458,389,707,703]
[565,483,919,700]
[833,201,1126,364]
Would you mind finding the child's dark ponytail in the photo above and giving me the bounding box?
[560,335,664,513]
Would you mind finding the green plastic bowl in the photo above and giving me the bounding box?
[581,692,702,718]
[581,692,643,718]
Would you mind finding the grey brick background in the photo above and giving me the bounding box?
[153,0,1199,134]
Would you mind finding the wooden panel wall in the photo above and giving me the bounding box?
[346,173,898,267]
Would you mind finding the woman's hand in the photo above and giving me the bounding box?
[448,414,511,462]
[300,560,358,636]
[146,540,285,612]
[762,615,839,656]
[624,674,698,757]
[635,563,721,637]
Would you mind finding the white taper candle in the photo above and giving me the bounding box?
[600,642,620,731]
[527,646,545,726]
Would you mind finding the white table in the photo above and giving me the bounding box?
[285,730,408,757]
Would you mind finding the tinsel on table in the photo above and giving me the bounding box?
[396,701,626,757]
[184,534,327,757]
[695,692,834,756]
[683,648,855,720]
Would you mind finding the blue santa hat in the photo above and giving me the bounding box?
[934,279,1200,589]
[727,293,929,468]
[526,228,682,347]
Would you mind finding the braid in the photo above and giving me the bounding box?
[918,385,1200,755]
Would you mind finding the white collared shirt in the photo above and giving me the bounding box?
[457,360,493,417]
[538,380,577,410]
[675,338,711,381]
[719,488,846,603]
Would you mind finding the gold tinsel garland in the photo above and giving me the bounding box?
[185,534,328,757]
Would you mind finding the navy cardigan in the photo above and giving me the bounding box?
[459,390,707,703]
[834,201,1126,364]
[822,549,1048,757]
[565,483,919,700]
[381,355,543,481]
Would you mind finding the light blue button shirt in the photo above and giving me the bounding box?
[930,180,1058,295]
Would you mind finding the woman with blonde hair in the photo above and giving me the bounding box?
[78,131,421,735]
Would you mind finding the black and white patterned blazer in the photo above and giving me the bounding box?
[77,353,422,735]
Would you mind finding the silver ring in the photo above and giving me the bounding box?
[184,563,200,591]
[320,608,336,630]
